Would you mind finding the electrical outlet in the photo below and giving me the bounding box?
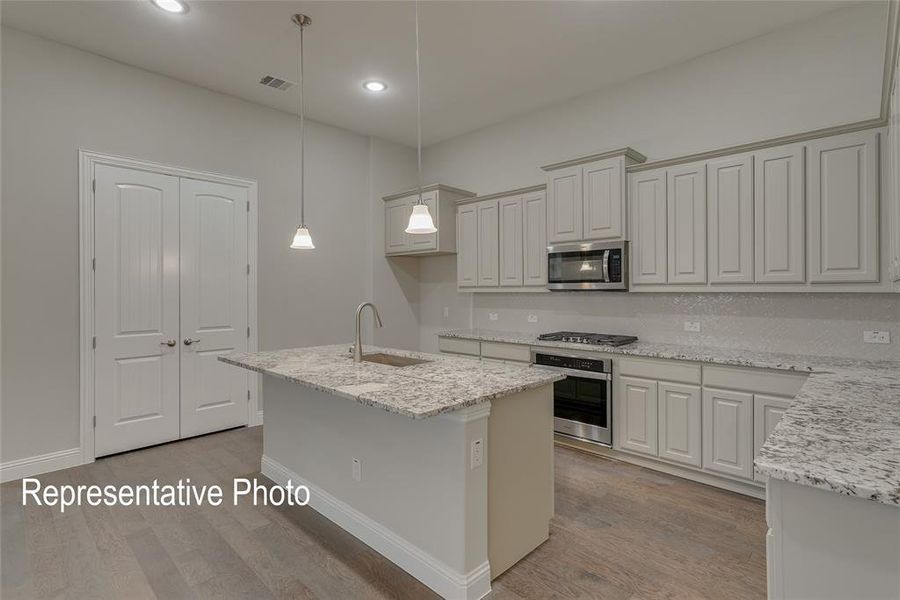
[470,439,484,469]
[488,312,499,321]
[352,457,361,481]
[684,321,701,332]
[443,306,449,318]
[527,314,539,323]
[864,330,890,344]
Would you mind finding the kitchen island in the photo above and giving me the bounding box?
[220,344,563,600]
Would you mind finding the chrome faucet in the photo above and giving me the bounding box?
[352,302,383,362]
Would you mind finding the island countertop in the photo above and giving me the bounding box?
[439,328,900,506]
[219,344,564,419]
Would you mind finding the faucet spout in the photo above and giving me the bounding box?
[353,302,383,362]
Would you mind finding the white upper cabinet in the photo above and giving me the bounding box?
[477,200,500,287]
[547,166,582,243]
[522,190,548,287]
[667,162,707,284]
[498,196,524,286]
[754,144,806,283]
[630,168,667,284]
[583,157,625,240]
[383,184,475,256]
[456,204,478,288]
[807,130,880,283]
[708,154,753,283]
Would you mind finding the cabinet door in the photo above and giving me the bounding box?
[808,130,879,283]
[385,198,410,254]
[616,376,658,457]
[547,166,583,243]
[457,204,478,287]
[477,200,500,287]
[753,394,791,482]
[630,169,667,284]
[708,155,753,283]
[754,144,805,283]
[667,162,707,284]
[498,196,524,286]
[583,157,624,240]
[891,83,900,282]
[657,382,701,468]
[522,191,548,286]
[409,191,439,252]
[702,388,753,480]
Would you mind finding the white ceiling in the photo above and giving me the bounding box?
[1,0,859,146]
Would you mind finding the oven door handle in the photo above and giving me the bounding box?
[601,249,610,282]
[533,365,611,381]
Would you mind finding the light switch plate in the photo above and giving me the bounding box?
[684,321,701,332]
[527,314,538,323]
[863,330,890,344]
[443,306,449,318]
[470,439,484,469]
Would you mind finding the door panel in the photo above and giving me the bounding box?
[457,205,478,287]
[667,162,707,284]
[499,196,524,286]
[94,165,181,456]
[477,200,500,287]
[547,166,582,243]
[180,179,249,437]
[708,155,753,283]
[522,191,548,286]
[583,158,623,240]
[658,382,701,467]
[754,144,805,283]
[630,169,667,284]
[702,388,753,480]
[616,376,658,457]
[385,198,410,254]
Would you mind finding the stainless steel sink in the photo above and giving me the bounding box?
[360,353,431,367]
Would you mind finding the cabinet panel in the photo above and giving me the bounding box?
[753,394,791,482]
[630,169,667,284]
[583,158,624,240]
[547,166,582,243]
[457,204,478,287]
[522,191,548,287]
[658,382,701,467]
[477,200,500,287]
[892,82,900,281]
[667,162,707,284]
[499,196,524,286]
[702,388,753,480]
[808,130,879,283]
[408,191,439,252]
[617,376,658,457]
[708,155,753,283]
[754,144,806,283]
[385,198,410,254]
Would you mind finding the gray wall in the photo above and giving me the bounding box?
[418,3,900,359]
[0,28,414,462]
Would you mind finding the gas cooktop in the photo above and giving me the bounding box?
[537,331,638,346]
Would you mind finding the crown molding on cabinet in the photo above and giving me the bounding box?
[382,183,476,202]
[540,147,647,172]
[455,184,547,206]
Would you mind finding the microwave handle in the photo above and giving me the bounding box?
[602,250,610,282]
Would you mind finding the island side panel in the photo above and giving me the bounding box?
[488,383,555,577]
[261,377,490,599]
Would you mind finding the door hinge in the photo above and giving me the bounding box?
[92,179,96,193]
[247,390,251,402]
[92,258,96,271]
[247,326,250,338]
[246,263,250,275]
[246,201,250,212]
[93,415,96,428]
[92,336,96,349]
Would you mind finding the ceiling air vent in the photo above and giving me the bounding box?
[259,75,295,91]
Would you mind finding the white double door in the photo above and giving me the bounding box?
[93,164,250,457]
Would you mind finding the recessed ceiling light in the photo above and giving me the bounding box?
[363,81,388,93]
[151,0,188,14]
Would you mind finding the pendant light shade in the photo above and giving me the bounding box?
[405,203,436,234]
[290,13,315,250]
[290,226,315,249]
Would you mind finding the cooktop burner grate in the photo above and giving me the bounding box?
[537,331,638,346]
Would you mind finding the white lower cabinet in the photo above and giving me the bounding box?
[702,388,754,480]
[617,376,658,457]
[657,382,702,467]
[753,394,791,482]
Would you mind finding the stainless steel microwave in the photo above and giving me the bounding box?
[547,241,628,291]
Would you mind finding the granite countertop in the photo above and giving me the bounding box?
[219,344,563,419]
[439,329,900,506]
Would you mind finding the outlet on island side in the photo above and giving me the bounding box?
[527,314,538,323]
[684,321,701,333]
[489,312,499,321]
[470,439,484,469]
[352,457,361,482]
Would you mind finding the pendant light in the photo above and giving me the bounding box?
[290,13,315,250]
[405,0,437,235]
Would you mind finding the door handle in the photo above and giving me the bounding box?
[160,339,177,347]
[184,338,200,346]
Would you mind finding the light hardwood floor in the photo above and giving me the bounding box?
[1,426,767,599]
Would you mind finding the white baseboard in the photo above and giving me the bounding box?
[0,447,82,483]
[261,455,491,600]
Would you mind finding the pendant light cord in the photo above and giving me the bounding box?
[299,18,306,226]
[415,0,423,205]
